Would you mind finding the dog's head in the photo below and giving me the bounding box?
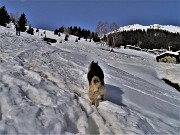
[88,61,98,71]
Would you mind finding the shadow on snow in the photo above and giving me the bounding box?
[105,84,126,107]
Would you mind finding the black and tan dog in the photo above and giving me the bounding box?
[87,61,105,106]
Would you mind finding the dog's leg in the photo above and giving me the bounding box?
[91,100,95,105]
[100,95,105,101]
[100,86,105,101]
[95,95,101,107]
[95,98,100,107]
[88,96,95,105]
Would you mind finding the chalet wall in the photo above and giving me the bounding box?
[158,56,177,63]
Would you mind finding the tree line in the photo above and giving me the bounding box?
[54,26,100,42]
[1,5,179,50]
[0,5,34,35]
[96,21,180,51]
[104,29,180,51]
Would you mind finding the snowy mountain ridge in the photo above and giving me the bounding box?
[0,26,179,134]
[109,24,180,34]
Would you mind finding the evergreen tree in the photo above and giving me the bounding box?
[77,27,82,38]
[93,32,100,42]
[87,30,90,38]
[83,29,88,39]
[0,6,10,26]
[74,26,78,36]
[91,32,95,39]
[58,32,61,36]
[36,28,39,36]
[64,34,68,41]
[59,26,64,33]
[27,25,34,35]
[54,25,94,41]
[54,29,58,35]
[36,28,39,32]
[81,29,85,38]
[69,26,73,35]
[18,13,27,32]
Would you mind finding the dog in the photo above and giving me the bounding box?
[87,61,105,106]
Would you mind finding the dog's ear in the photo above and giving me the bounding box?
[92,61,94,63]
[96,61,98,64]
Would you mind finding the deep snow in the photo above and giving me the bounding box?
[0,26,179,134]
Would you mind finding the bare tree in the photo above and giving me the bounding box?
[96,21,103,37]
[9,12,19,24]
[110,22,118,32]
[102,21,110,48]
[103,21,110,34]
[110,22,119,49]
[96,21,110,37]
[96,21,119,50]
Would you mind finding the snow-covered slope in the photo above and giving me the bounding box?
[110,24,180,34]
[0,26,179,134]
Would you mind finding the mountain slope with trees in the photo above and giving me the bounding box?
[106,28,180,51]
[54,26,100,42]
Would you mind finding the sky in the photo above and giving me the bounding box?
[0,0,179,31]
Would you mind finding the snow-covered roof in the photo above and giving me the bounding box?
[125,45,141,50]
[158,51,179,56]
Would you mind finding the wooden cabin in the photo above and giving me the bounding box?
[156,51,180,64]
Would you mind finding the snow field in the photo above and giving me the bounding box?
[0,26,179,134]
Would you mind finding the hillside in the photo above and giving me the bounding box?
[111,24,180,34]
[0,26,179,134]
[106,24,180,51]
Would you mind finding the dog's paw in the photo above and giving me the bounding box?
[89,99,95,105]
[100,95,105,101]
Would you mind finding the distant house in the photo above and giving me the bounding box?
[147,49,167,55]
[148,50,156,55]
[152,49,166,55]
[156,51,180,64]
[125,45,141,51]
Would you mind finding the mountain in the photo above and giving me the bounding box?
[0,25,179,134]
[106,24,180,51]
[109,24,180,34]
